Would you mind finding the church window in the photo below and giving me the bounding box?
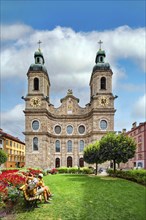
[100,120,107,130]
[55,158,60,168]
[33,137,38,151]
[32,120,39,131]
[78,125,85,134]
[79,140,84,152]
[101,77,106,90]
[67,125,73,134]
[79,158,84,167]
[37,57,40,63]
[67,140,72,152]
[55,125,61,134]
[55,140,60,152]
[67,156,72,167]
[34,78,39,90]
[100,56,103,62]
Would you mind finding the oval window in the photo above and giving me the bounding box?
[78,125,85,134]
[67,125,73,134]
[100,120,107,130]
[55,125,61,134]
[32,120,39,130]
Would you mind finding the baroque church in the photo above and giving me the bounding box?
[23,42,117,169]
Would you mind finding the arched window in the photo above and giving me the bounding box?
[67,156,72,167]
[55,140,60,152]
[100,77,106,90]
[67,140,72,152]
[79,140,84,152]
[55,158,60,168]
[33,137,38,151]
[79,158,84,167]
[34,77,39,90]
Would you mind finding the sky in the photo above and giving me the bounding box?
[0,0,146,141]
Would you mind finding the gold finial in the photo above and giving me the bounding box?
[37,40,42,51]
[98,40,103,50]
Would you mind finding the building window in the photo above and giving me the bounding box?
[138,143,142,152]
[100,120,107,130]
[34,77,39,90]
[54,125,61,134]
[67,140,72,152]
[32,120,39,131]
[55,158,60,168]
[6,140,8,145]
[100,77,106,90]
[138,135,142,143]
[67,125,73,134]
[33,137,38,151]
[138,154,142,160]
[79,158,84,167]
[10,140,12,146]
[67,156,72,167]
[79,140,84,152]
[78,125,85,134]
[55,140,60,152]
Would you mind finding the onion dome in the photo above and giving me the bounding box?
[28,49,47,74]
[93,44,110,72]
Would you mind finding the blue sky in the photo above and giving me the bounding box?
[1,0,146,140]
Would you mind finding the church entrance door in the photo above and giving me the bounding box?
[67,156,72,167]
[55,158,60,168]
[79,158,84,167]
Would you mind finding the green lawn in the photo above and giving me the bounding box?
[4,174,146,220]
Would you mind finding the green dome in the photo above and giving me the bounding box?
[93,62,110,72]
[28,64,47,73]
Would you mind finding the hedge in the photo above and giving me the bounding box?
[107,169,146,186]
[57,166,93,174]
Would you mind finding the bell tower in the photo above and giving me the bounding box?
[23,42,51,168]
[89,41,117,132]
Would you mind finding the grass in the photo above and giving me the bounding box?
[3,174,146,220]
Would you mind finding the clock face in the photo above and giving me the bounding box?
[30,97,41,107]
[99,96,108,106]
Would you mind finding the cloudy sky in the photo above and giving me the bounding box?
[1,0,146,141]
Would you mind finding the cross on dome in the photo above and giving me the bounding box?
[98,40,103,50]
[37,40,42,51]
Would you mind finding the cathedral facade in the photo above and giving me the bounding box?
[23,44,116,169]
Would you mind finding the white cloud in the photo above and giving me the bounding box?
[132,94,146,119]
[1,104,25,141]
[1,23,33,41]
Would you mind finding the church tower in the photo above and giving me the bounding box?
[23,43,51,168]
[89,41,116,134]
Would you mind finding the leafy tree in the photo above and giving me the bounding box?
[99,132,136,172]
[0,150,7,165]
[83,141,103,175]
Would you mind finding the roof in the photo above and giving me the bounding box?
[0,129,25,145]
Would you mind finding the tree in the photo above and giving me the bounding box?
[0,150,7,165]
[83,141,103,175]
[99,132,136,172]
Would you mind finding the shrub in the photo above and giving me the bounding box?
[57,167,68,173]
[107,169,146,185]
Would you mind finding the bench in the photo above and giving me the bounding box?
[19,185,41,209]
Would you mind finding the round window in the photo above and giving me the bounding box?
[100,120,107,130]
[32,120,39,130]
[55,125,61,134]
[67,125,73,134]
[78,125,85,134]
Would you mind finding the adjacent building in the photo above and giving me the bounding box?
[23,44,117,169]
[0,129,25,168]
[120,122,146,169]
